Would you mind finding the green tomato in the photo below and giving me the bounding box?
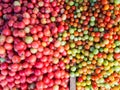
[77,29,81,32]
[89,53,94,58]
[99,27,104,32]
[25,36,33,44]
[49,37,53,42]
[30,48,37,54]
[90,16,95,21]
[0,58,5,63]
[71,66,76,72]
[89,36,94,41]
[86,81,91,85]
[115,40,120,46]
[75,71,79,77]
[72,49,77,54]
[83,30,88,34]
[114,47,120,53]
[63,32,67,37]
[70,35,74,40]
[99,48,103,52]
[78,63,82,68]
[75,3,79,6]
[114,0,120,4]
[79,0,83,3]
[70,72,75,77]
[98,78,104,83]
[74,37,78,41]
[69,1,74,6]
[93,49,99,55]
[98,58,104,64]
[51,17,56,22]
[87,61,91,64]
[61,41,66,46]
[24,27,30,33]
[67,50,72,55]
[84,35,89,40]
[103,60,108,66]
[78,46,83,50]
[105,84,110,89]
[95,43,100,49]
[85,86,90,90]
[70,43,75,48]
[94,27,98,32]
[53,85,59,90]
[69,28,74,34]
[90,21,95,26]
[86,75,91,80]
[114,61,119,66]
[114,66,120,72]
[65,64,70,69]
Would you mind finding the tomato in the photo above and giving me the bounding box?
[40,56,47,62]
[43,48,50,55]
[0,35,6,45]
[43,76,50,84]
[14,41,26,51]
[78,77,83,82]
[54,70,61,79]
[18,30,26,37]
[27,55,36,64]
[5,36,13,43]
[2,28,11,36]
[30,27,37,34]
[0,46,5,55]
[36,81,44,89]
[4,43,12,50]
[55,79,61,85]
[12,55,21,63]
[41,66,47,74]
[114,53,120,59]
[104,33,110,39]
[35,61,43,69]
[34,69,41,76]
[25,68,32,76]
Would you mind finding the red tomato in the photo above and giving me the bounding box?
[2,28,11,36]
[25,68,32,76]
[54,70,61,79]
[114,53,120,59]
[34,69,41,76]
[36,81,44,89]
[43,76,50,84]
[35,61,44,69]
[78,77,83,82]
[104,33,110,39]
[12,55,21,63]
[27,55,36,64]
[4,43,12,50]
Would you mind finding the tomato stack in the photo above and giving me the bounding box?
[0,0,120,90]
[0,0,69,90]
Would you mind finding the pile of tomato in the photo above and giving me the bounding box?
[0,0,120,90]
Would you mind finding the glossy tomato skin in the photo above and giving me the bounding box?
[36,81,44,90]
[12,55,21,63]
[114,53,120,59]
[2,28,11,36]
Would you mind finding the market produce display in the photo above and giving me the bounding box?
[0,0,69,90]
[0,0,120,90]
